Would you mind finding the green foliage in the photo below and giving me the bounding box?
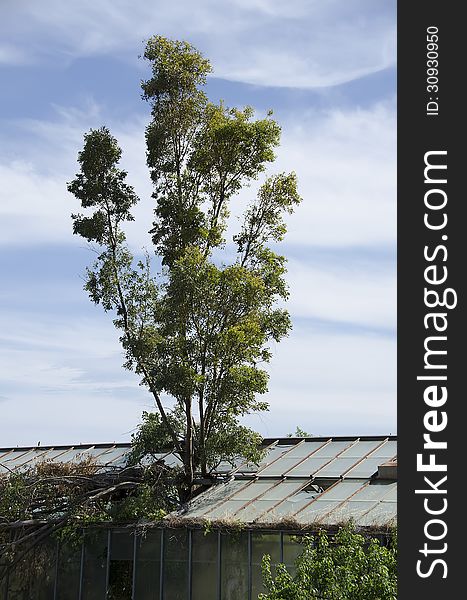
[259,525,397,600]
[68,35,301,498]
[287,427,312,438]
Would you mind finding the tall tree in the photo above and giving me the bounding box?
[68,36,301,500]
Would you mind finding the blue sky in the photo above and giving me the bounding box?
[0,0,396,447]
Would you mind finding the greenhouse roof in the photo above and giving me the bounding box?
[0,442,173,473]
[0,436,397,529]
[169,436,397,530]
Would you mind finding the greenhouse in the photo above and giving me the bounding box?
[0,436,397,599]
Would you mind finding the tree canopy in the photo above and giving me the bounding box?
[68,35,301,500]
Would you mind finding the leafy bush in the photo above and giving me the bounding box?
[259,524,397,600]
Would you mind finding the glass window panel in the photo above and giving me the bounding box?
[257,457,304,476]
[296,500,339,523]
[207,500,246,519]
[215,459,239,473]
[270,489,321,518]
[6,552,36,599]
[237,445,288,473]
[56,541,82,600]
[191,530,218,600]
[311,441,354,458]
[257,442,326,477]
[286,442,327,458]
[237,500,276,522]
[323,500,379,524]
[313,457,361,478]
[108,561,132,600]
[353,482,395,502]
[163,530,188,600]
[19,449,52,466]
[97,448,129,467]
[380,484,397,502]
[82,530,108,600]
[111,531,134,560]
[257,481,305,502]
[338,440,382,458]
[108,531,134,600]
[367,441,397,459]
[232,481,276,501]
[134,530,161,600]
[344,457,386,478]
[285,457,333,477]
[160,453,183,469]
[220,532,248,600]
[283,534,306,576]
[35,448,76,463]
[207,481,276,518]
[0,573,5,600]
[8,540,57,600]
[315,480,366,501]
[251,533,280,599]
[187,480,246,518]
[30,540,57,600]
[358,502,397,527]
[1,450,36,469]
[236,481,306,522]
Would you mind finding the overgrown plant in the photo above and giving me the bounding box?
[68,36,301,500]
[259,524,397,600]
[0,459,175,583]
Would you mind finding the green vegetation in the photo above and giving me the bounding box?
[259,524,397,600]
[68,36,301,500]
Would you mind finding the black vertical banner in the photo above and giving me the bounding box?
[398,3,463,597]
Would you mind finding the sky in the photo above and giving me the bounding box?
[0,0,396,447]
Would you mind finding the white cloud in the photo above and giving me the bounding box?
[0,292,396,446]
[276,102,396,247]
[244,328,396,437]
[287,258,396,330]
[2,0,395,88]
[0,99,395,251]
[0,309,153,446]
[0,42,28,64]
